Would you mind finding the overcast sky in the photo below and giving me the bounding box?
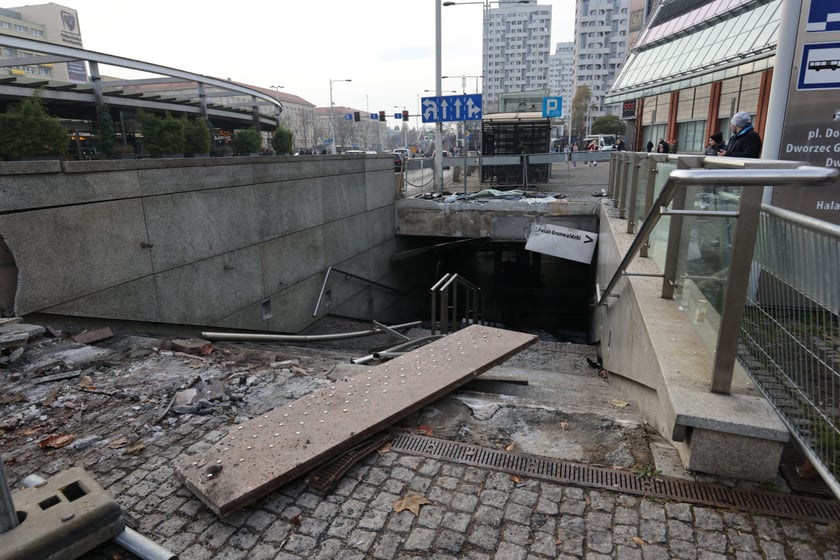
[6,0,575,116]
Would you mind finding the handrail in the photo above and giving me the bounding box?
[598,166,839,307]
[313,266,402,317]
[430,273,485,335]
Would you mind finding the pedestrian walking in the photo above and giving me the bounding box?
[719,111,762,158]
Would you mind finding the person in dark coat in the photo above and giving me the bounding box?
[719,112,762,158]
[704,131,725,156]
[646,140,654,152]
[657,138,670,153]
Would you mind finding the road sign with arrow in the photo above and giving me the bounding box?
[421,94,482,123]
[524,223,598,264]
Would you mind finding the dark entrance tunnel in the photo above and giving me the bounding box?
[395,237,597,343]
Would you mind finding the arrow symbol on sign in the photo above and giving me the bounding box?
[440,98,449,120]
[584,235,594,244]
[422,100,439,121]
[466,98,481,119]
[453,99,463,120]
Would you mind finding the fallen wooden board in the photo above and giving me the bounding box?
[175,325,536,517]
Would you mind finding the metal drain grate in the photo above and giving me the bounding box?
[390,433,840,523]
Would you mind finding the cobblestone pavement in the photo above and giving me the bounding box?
[2,332,838,560]
[56,416,840,559]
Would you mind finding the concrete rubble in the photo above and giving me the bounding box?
[1,318,838,559]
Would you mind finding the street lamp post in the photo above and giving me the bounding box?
[328,78,351,154]
[270,85,284,149]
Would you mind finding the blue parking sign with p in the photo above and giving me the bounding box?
[542,97,563,118]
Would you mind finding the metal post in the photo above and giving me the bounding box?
[0,458,19,534]
[435,0,444,193]
[710,186,763,394]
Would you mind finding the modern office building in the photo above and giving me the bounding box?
[606,0,777,154]
[572,0,631,121]
[483,1,552,113]
[2,3,85,82]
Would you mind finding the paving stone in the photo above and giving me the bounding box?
[357,508,389,530]
[639,518,668,543]
[435,528,467,553]
[694,508,725,531]
[493,541,527,560]
[451,491,479,512]
[502,522,531,545]
[405,526,436,551]
[614,544,643,559]
[283,533,317,555]
[372,533,403,559]
[504,502,532,525]
[468,524,500,550]
[348,529,377,552]
[586,527,613,554]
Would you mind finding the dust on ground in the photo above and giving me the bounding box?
[0,318,658,479]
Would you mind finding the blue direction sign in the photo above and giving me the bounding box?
[394,112,402,120]
[542,96,563,118]
[370,113,378,120]
[421,94,482,123]
[344,113,353,120]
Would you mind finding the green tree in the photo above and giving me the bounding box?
[591,115,626,136]
[183,117,212,156]
[0,90,68,160]
[272,125,294,154]
[95,105,119,158]
[570,85,592,140]
[232,127,262,155]
[137,110,185,155]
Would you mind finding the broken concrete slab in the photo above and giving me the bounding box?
[72,327,114,345]
[171,338,213,356]
[175,325,537,517]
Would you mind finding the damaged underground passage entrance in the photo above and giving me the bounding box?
[393,237,597,343]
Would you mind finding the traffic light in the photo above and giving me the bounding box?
[379,110,386,122]
[402,110,409,122]
[353,111,360,122]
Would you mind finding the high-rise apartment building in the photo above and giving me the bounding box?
[483,1,552,113]
[548,41,575,119]
[1,3,86,83]
[572,0,630,120]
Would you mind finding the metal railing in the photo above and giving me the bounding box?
[740,204,840,495]
[430,273,485,335]
[312,266,402,318]
[603,151,839,496]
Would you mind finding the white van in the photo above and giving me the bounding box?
[582,134,617,151]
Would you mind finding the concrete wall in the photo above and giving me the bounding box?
[0,155,400,333]
[595,204,789,481]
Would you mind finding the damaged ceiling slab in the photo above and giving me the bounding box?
[175,325,537,517]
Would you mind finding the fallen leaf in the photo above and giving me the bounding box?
[555,539,564,545]
[510,475,524,484]
[289,513,301,526]
[392,494,431,516]
[377,442,392,454]
[559,421,570,431]
[124,442,145,455]
[415,425,434,436]
[608,399,629,408]
[108,437,129,449]
[79,375,95,388]
[291,366,308,377]
[38,433,75,449]
[505,442,517,452]
[631,536,645,545]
